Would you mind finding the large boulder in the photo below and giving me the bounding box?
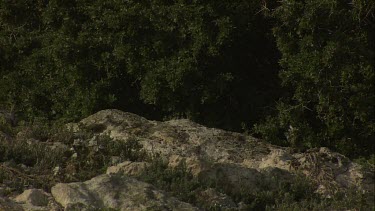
[51,174,199,211]
[14,189,49,206]
[1,109,372,210]
[13,189,61,211]
[106,161,149,176]
[77,109,374,195]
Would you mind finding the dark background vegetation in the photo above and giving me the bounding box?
[0,0,373,158]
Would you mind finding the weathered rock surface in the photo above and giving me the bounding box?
[51,174,199,211]
[0,109,373,210]
[13,189,61,211]
[78,109,374,195]
[14,189,49,206]
[106,161,149,176]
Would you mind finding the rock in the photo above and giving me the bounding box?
[198,163,296,195]
[88,136,98,147]
[259,148,294,170]
[168,155,209,176]
[202,163,263,192]
[65,123,79,133]
[14,189,49,206]
[53,166,61,176]
[73,139,84,146]
[13,189,62,211]
[71,153,78,159]
[106,161,149,176]
[76,109,374,195]
[293,147,375,194]
[12,188,63,211]
[0,109,372,210]
[51,174,199,210]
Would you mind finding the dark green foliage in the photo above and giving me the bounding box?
[123,0,281,130]
[255,0,374,156]
[0,0,373,158]
[0,0,157,121]
[0,0,280,131]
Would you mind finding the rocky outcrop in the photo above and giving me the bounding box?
[0,109,373,210]
[106,161,149,176]
[78,109,374,195]
[51,174,199,211]
[13,189,61,211]
[0,189,61,211]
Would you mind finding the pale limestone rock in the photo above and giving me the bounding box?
[14,189,49,206]
[1,109,372,210]
[168,155,295,195]
[12,189,62,211]
[259,148,294,170]
[51,174,199,211]
[168,155,209,176]
[65,123,79,132]
[73,109,373,196]
[106,161,149,176]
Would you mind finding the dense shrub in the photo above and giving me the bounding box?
[255,0,374,157]
[0,0,280,131]
[0,0,373,158]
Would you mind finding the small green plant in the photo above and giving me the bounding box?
[0,114,15,137]
[354,154,375,173]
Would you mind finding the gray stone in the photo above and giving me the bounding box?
[51,174,199,211]
[14,189,49,206]
[76,109,374,195]
[1,109,373,210]
[106,161,148,176]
